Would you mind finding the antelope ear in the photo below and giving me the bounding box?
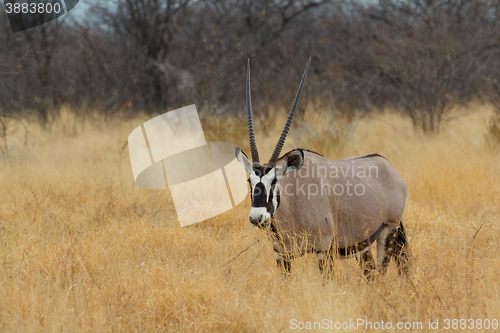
[276,150,304,180]
[235,147,252,174]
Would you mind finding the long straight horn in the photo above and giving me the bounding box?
[268,57,311,166]
[246,59,260,167]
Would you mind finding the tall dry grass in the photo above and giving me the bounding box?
[0,105,499,332]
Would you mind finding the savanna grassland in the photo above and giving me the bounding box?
[0,106,499,332]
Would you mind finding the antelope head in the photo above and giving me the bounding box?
[236,58,311,227]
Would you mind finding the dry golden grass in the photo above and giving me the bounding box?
[0,105,499,332]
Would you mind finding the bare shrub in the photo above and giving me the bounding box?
[0,113,29,155]
[484,79,500,147]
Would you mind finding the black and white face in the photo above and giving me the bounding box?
[236,148,304,227]
[247,166,279,226]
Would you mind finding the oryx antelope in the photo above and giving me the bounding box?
[236,58,409,278]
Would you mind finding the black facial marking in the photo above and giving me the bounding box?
[252,166,273,177]
[252,182,267,207]
[263,166,273,174]
[252,167,263,177]
[267,178,279,216]
[249,166,280,217]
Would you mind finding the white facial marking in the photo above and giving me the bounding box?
[260,168,276,202]
[249,207,270,225]
[272,183,279,211]
[249,172,260,187]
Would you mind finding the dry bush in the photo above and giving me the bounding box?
[486,113,500,149]
[0,106,499,332]
[0,114,29,154]
[484,80,500,148]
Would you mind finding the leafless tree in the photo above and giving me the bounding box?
[95,0,192,111]
[1,0,500,134]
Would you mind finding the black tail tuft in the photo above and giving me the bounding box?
[393,221,409,275]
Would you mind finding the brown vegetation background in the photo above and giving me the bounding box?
[2,0,500,133]
[0,106,499,332]
[1,1,500,332]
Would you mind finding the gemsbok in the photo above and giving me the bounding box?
[236,58,409,279]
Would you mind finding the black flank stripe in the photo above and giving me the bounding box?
[337,224,385,256]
